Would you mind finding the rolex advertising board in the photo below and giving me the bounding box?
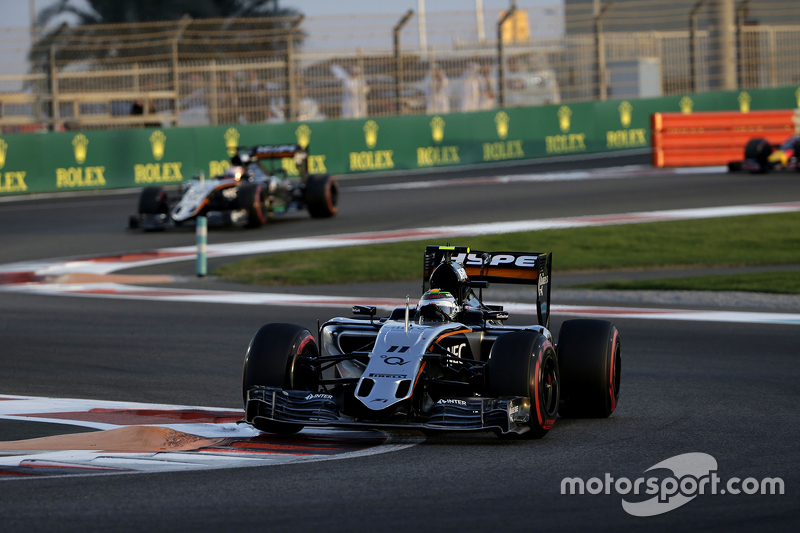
[0,84,798,197]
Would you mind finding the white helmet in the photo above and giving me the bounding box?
[418,289,459,321]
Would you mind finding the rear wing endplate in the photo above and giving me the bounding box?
[423,246,552,328]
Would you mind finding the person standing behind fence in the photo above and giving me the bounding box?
[331,64,369,119]
[479,64,496,110]
[460,61,481,112]
[424,64,450,114]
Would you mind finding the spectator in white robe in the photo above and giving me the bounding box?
[460,61,481,112]
[424,65,450,114]
[331,64,369,119]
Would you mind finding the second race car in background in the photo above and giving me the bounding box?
[129,144,338,230]
[728,135,800,173]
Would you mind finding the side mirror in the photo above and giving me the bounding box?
[352,305,377,317]
[483,310,509,321]
[353,305,379,328]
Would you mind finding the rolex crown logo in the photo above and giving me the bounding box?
[224,128,240,158]
[558,105,572,133]
[619,101,633,128]
[738,91,751,114]
[430,116,445,144]
[680,96,694,115]
[495,111,510,140]
[149,130,167,161]
[72,133,89,165]
[296,124,311,149]
[0,139,7,170]
[364,120,379,149]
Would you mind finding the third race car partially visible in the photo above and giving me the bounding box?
[728,135,800,173]
[129,144,338,230]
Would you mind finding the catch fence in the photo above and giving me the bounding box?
[0,1,798,132]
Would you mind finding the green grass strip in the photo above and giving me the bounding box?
[571,271,800,294]
[213,212,800,287]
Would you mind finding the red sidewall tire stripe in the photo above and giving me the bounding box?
[253,185,266,225]
[608,328,619,413]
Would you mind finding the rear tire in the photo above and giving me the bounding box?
[486,331,559,439]
[305,174,339,218]
[744,138,772,173]
[242,323,319,434]
[793,141,800,172]
[237,183,268,228]
[138,186,168,214]
[557,319,620,418]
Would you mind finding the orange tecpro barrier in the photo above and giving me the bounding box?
[651,109,799,167]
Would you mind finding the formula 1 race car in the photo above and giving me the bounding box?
[728,135,800,173]
[241,245,621,439]
[129,144,338,230]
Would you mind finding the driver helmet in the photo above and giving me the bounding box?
[418,289,459,321]
[224,165,246,180]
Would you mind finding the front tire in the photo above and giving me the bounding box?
[138,186,169,215]
[486,331,559,439]
[557,319,621,418]
[242,323,319,434]
[305,174,339,218]
[237,183,268,228]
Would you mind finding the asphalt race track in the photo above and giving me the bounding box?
[1,154,798,532]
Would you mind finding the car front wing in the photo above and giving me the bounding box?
[243,386,533,435]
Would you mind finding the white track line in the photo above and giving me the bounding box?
[2,201,799,325]
[348,165,727,192]
[2,201,798,277]
[8,283,800,326]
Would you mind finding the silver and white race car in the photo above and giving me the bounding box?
[241,245,621,438]
[129,144,338,230]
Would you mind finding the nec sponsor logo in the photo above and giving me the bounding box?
[452,253,537,268]
[449,343,467,358]
[437,399,468,406]
[304,393,334,401]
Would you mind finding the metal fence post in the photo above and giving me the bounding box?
[769,26,777,87]
[594,2,613,101]
[689,1,707,93]
[287,33,295,121]
[50,44,59,130]
[393,10,414,116]
[210,59,219,125]
[286,15,303,122]
[497,3,517,108]
[735,0,752,89]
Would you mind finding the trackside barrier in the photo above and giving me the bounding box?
[651,109,800,168]
[1,85,799,197]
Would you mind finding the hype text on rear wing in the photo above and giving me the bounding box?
[423,246,552,328]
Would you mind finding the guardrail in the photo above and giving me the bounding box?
[652,109,800,167]
[1,84,798,197]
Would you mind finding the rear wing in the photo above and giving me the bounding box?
[423,245,552,328]
[234,144,308,178]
